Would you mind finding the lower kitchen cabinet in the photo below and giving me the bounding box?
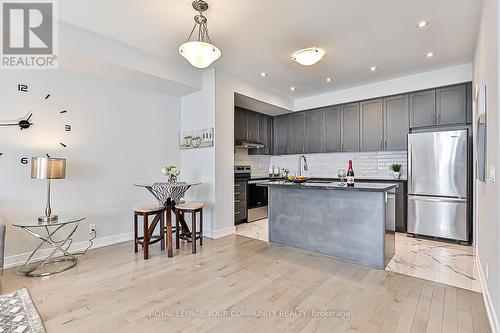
[234,180,247,224]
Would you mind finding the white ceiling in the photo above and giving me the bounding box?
[59,0,483,98]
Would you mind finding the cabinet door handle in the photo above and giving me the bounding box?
[234,184,240,187]
[234,211,240,215]
[234,192,240,195]
[438,113,441,124]
[234,200,240,203]
[385,140,387,149]
[380,140,383,149]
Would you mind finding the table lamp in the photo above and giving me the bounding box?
[31,157,66,222]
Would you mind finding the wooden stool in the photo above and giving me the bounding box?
[134,205,165,260]
[175,202,204,254]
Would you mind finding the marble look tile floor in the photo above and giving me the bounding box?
[386,232,480,292]
[235,218,268,242]
[236,219,480,292]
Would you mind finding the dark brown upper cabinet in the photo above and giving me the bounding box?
[341,103,360,152]
[436,85,467,125]
[410,90,436,128]
[360,99,384,151]
[305,109,325,153]
[234,107,248,141]
[324,106,342,153]
[384,95,409,150]
[273,115,290,155]
[288,113,306,154]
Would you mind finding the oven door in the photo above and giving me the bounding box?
[247,180,268,222]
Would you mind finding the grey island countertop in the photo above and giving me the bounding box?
[259,180,398,192]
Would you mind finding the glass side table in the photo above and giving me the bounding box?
[13,216,86,277]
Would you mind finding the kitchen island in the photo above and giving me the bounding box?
[258,181,398,269]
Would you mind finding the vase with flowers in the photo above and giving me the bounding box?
[161,165,181,183]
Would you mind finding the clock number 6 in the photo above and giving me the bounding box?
[21,157,28,165]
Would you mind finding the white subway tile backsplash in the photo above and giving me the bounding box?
[235,148,407,180]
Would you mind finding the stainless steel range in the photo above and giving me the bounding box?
[234,165,268,224]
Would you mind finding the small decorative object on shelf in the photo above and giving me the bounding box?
[162,165,181,183]
[390,164,401,180]
[180,127,214,149]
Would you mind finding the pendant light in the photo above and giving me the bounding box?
[179,0,221,69]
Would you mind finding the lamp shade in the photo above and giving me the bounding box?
[31,157,66,180]
[179,41,221,69]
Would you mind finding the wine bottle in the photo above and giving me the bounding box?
[347,160,355,187]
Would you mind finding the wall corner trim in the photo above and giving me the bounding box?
[476,252,499,333]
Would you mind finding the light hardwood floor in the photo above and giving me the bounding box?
[1,235,491,333]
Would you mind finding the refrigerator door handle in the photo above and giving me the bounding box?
[408,195,467,203]
[408,143,413,193]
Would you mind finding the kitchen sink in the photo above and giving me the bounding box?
[306,179,336,184]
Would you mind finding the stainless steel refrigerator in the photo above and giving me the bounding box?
[407,129,469,241]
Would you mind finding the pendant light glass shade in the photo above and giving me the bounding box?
[179,1,221,69]
[179,41,221,69]
[292,47,325,66]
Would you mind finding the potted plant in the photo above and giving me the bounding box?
[161,165,181,183]
[390,164,401,180]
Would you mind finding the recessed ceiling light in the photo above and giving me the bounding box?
[370,66,377,72]
[426,52,434,58]
[326,77,332,82]
[290,86,295,92]
[417,20,429,28]
[260,72,267,77]
[292,47,325,66]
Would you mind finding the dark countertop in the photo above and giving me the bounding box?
[250,176,406,182]
[258,180,399,192]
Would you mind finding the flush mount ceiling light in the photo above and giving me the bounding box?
[370,66,377,72]
[426,51,434,58]
[179,0,221,69]
[417,20,429,28]
[292,47,325,66]
[260,72,267,77]
[290,86,296,91]
[326,77,332,82]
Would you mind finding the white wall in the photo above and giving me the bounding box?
[180,70,216,237]
[0,69,181,266]
[473,0,500,330]
[294,64,473,111]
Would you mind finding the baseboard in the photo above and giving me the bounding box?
[476,253,499,333]
[4,232,134,269]
[204,226,235,239]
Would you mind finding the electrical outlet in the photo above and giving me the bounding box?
[89,224,96,233]
[486,262,489,280]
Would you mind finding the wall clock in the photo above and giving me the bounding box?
[0,83,72,164]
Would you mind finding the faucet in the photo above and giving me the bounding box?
[299,155,308,176]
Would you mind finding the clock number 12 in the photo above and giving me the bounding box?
[17,84,28,92]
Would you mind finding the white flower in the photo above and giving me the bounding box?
[161,167,168,175]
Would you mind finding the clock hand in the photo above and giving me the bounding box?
[26,113,33,122]
[0,123,21,126]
